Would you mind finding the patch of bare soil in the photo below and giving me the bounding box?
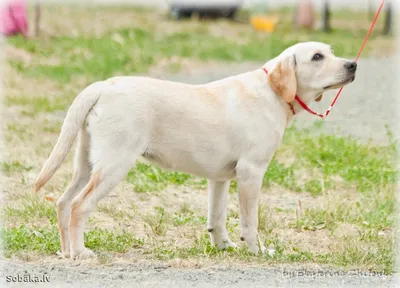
[28,6,161,38]
[3,62,63,97]
[147,56,228,78]
[4,45,32,64]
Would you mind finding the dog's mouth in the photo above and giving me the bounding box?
[323,75,356,90]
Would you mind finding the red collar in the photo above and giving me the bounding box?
[262,67,325,118]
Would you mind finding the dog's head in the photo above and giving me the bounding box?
[267,42,357,103]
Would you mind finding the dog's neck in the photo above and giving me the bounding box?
[260,58,322,124]
[286,89,319,120]
[260,72,318,124]
[277,99,296,125]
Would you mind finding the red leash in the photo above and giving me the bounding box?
[269,0,385,118]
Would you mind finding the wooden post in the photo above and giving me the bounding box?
[383,1,392,35]
[322,0,331,33]
[34,1,41,37]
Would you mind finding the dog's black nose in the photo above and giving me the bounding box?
[344,61,357,73]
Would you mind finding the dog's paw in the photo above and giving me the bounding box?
[219,239,238,250]
[56,250,70,259]
[72,247,96,260]
[240,232,259,254]
[246,238,274,256]
[209,230,237,250]
[241,235,264,255]
[247,242,260,254]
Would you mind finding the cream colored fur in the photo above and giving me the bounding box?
[34,42,356,259]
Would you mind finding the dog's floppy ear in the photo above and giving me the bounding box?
[268,55,297,103]
[315,93,323,102]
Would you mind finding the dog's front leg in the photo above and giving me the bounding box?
[236,161,264,254]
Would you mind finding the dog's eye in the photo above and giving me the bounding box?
[312,53,324,61]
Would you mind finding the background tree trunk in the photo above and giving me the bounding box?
[383,1,392,35]
[322,0,331,33]
[34,1,41,37]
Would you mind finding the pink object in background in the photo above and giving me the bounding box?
[295,0,315,29]
[0,0,28,37]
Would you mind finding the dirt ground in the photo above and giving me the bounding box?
[0,258,396,288]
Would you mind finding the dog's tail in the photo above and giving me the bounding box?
[34,82,102,193]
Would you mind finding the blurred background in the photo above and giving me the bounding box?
[1,0,398,282]
[3,0,395,140]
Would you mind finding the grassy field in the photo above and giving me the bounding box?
[1,5,397,274]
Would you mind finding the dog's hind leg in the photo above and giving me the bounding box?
[56,130,91,258]
[207,180,237,249]
[68,138,142,259]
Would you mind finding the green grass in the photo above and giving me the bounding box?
[1,225,143,257]
[126,162,206,192]
[2,223,392,273]
[142,206,170,236]
[1,225,61,256]
[303,179,326,197]
[3,195,57,224]
[327,231,394,274]
[292,183,394,232]
[293,208,334,231]
[263,160,298,191]
[97,203,133,221]
[1,161,33,176]
[85,227,144,253]
[5,94,74,116]
[7,123,33,140]
[172,211,207,226]
[258,202,277,234]
[149,229,393,274]
[283,126,398,192]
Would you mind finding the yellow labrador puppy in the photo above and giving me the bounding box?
[34,42,357,259]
